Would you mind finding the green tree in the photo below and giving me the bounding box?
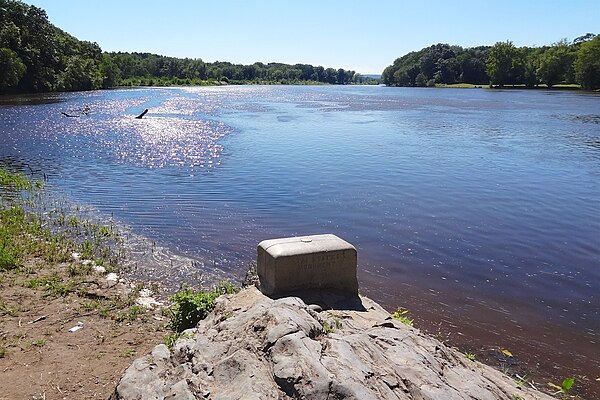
[58,55,102,91]
[99,54,121,88]
[486,41,520,87]
[0,47,26,89]
[536,40,574,87]
[574,35,600,90]
[0,20,21,49]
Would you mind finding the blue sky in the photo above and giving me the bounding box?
[28,0,599,74]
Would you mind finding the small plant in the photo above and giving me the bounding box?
[164,332,179,349]
[465,352,476,361]
[167,282,237,333]
[116,304,146,322]
[391,307,414,326]
[323,317,342,334]
[67,262,92,276]
[30,339,46,348]
[548,377,574,398]
[0,300,19,317]
[0,347,6,358]
[122,348,136,358]
[0,168,32,190]
[514,373,529,388]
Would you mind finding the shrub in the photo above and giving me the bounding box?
[167,282,237,333]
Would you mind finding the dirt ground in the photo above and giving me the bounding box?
[0,258,166,400]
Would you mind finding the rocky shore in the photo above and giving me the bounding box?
[112,286,553,400]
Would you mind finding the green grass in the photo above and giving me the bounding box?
[115,304,147,322]
[25,274,77,297]
[30,339,46,348]
[0,168,33,190]
[0,300,20,317]
[164,332,179,349]
[0,167,125,273]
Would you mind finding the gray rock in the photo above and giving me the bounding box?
[112,287,553,400]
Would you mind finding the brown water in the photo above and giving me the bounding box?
[1,86,598,397]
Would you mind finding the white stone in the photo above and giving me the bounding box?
[93,265,106,274]
[105,272,119,282]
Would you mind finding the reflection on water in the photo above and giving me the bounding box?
[1,86,599,389]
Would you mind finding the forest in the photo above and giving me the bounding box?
[382,34,600,90]
[0,0,369,94]
[1,0,599,93]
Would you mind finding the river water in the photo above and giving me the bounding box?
[1,86,598,392]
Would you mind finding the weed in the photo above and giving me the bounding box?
[391,307,414,326]
[0,347,5,358]
[465,352,476,361]
[67,262,92,276]
[25,274,76,297]
[164,332,179,349]
[25,274,61,290]
[99,307,110,318]
[81,299,101,312]
[514,373,529,388]
[167,282,237,333]
[323,322,335,334]
[30,339,46,348]
[125,305,146,322]
[115,305,141,322]
[0,168,32,190]
[548,377,574,398]
[0,168,126,278]
[0,300,19,316]
[323,317,343,334]
[122,348,136,357]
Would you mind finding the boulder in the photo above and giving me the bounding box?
[112,287,553,400]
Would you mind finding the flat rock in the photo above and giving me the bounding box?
[111,287,553,400]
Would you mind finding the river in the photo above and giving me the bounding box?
[1,85,598,394]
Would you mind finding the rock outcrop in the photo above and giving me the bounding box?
[112,287,553,400]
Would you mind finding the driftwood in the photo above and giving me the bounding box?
[61,106,90,118]
[135,109,149,119]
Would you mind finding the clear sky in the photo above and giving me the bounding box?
[27,0,600,74]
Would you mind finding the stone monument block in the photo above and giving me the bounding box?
[257,234,358,296]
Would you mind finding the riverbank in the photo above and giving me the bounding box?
[435,83,583,89]
[0,168,167,398]
[0,256,166,399]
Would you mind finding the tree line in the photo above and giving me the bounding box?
[105,52,373,87]
[0,0,372,94]
[382,34,600,90]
